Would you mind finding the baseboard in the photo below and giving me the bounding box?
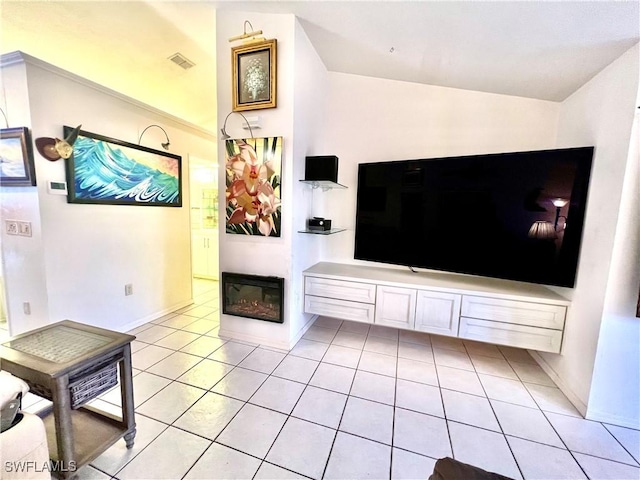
[119,299,194,333]
[288,314,318,349]
[217,326,292,352]
[529,350,588,417]
[584,408,640,430]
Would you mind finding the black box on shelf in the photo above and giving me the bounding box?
[308,217,332,231]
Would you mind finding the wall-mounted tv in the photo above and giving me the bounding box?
[354,147,594,287]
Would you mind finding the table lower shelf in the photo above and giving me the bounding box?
[41,406,131,470]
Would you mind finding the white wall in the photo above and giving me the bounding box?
[1,52,217,334]
[216,11,297,348]
[538,44,639,417]
[321,72,561,264]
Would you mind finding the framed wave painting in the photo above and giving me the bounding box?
[64,126,182,206]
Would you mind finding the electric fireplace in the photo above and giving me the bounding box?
[221,272,284,323]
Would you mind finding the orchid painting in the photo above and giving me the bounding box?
[225,137,282,237]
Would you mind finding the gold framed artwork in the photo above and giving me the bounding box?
[232,39,277,112]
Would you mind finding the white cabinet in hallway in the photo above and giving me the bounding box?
[192,232,218,280]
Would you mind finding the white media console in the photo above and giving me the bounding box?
[303,262,571,353]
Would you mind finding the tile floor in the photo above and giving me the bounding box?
[21,279,640,480]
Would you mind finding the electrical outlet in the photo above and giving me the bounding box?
[5,220,18,235]
[23,302,31,315]
[125,284,133,296]
[17,221,32,237]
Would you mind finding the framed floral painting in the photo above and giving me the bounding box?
[225,136,282,236]
[232,39,277,112]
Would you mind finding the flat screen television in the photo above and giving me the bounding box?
[354,147,594,287]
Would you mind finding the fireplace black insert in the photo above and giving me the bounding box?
[221,272,284,323]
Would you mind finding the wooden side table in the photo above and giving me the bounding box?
[0,320,136,479]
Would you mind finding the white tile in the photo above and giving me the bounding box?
[132,345,173,370]
[208,341,255,365]
[272,355,319,384]
[130,341,148,354]
[184,443,261,479]
[217,403,287,458]
[433,348,474,371]
[509,361,556,386]
[153,330,202,350]
[289,339,329,361]
[448,421,522,479]
[441,389,501,432]
[398,342,434,363]
[91,414,167,475]
[437,365,485,396]
[498,345,536,364]
[393,408,452,458]
[398,329,432,346]
[128,323,155,335]
[369,324,399,340]
[470,354,518,379]
[291,385,347,429]
[364,335,398,356]
[358,350,397,377]
[182,319,218,334]
[204,326,222,338]
[546,412,637,465]
[430,335,466,352]
[146,351,203,379]
[239,348,286,374]
[249,376,305,414]
[324,432,391,480]
[479,374,536,407]
[350,370,396,405]
[179,336,226,357]
[303,325,337,343]
[160,314,198,329]
[339,321,370,335]
[254,463,308,480]
[491,400,564,447]
[211,367,268,401]
[332,330,366,350]
[136,382,206,424]
[574,452,640,480]
[604,424,640,464]
[396,379,444,417]
[391,448,437,480]
[524,383,582,416]
[174,392,244,440]
[75,465,111,480]
[340,396,394,444]
[397,357,438,386]
[135,325,176,344]
[463,340,503,358]
[176,358,234,390]
[266,417,336,479]
[182,305,215,318]
[116,426,210,480]
[309,363,355,394]
[322,344,362,369]
[507,436,585,480]
[314,316,343,330]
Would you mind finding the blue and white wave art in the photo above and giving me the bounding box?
[72,137,179,205]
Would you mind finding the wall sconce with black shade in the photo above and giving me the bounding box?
[220,112,255,140]
[138,125,171,150]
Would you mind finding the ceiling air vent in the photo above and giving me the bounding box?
[168,53,195,70]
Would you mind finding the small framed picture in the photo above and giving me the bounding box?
[0,127,36,186]
[232,39,277,112]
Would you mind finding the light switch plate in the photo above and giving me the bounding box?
[5,220,18,235]
[17,221,32,237]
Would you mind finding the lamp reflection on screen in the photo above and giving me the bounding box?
[528,220,556,240]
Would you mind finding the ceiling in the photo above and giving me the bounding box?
[1,1,638,132]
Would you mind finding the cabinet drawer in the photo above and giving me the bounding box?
[305,277,376,304]
[304,295,375,324]
[459,317,562,353]
[461,296,566,330]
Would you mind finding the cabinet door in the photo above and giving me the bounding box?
[415,290,461,337]
[375,286,416,329]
